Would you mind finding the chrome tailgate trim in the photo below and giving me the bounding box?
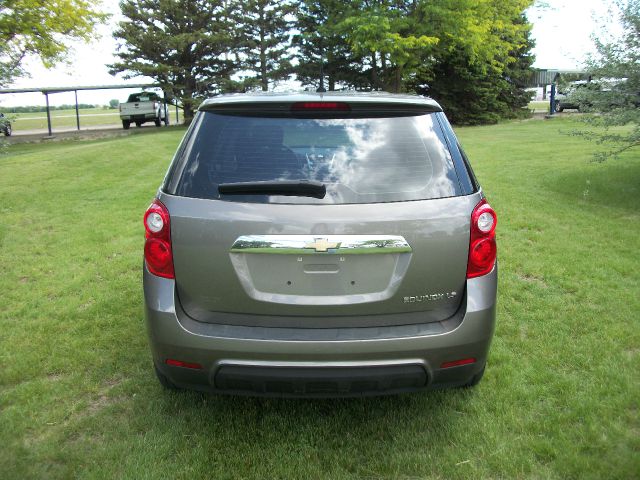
[230,235,412,255]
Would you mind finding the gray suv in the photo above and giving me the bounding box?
[143,92,497,397]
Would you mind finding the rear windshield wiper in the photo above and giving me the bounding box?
[218,180,326,199]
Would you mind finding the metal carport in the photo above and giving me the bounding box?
[0,83,179,136]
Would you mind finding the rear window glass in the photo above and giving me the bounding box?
[127,93,161,102]
[168,111,462,204]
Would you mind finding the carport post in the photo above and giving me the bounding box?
[549,83,556,115]
[44,92,52,136]
[163,91,168,125]
[74,90,80,130]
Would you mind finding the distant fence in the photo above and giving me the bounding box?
[0,83,181,136]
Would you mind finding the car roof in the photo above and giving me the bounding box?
[199,91,442,111]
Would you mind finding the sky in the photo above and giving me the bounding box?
[1,0,617,107]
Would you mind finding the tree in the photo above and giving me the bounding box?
[422,5,535,125]
[237,0,296,91]
[573,0,639,160]
[110,0,239,122]
[335,1,439,93]
[0,0,107,86]
[295,1,442,93]
[293,0,369,91]
[109,99,119,109]
[294,0,535,124]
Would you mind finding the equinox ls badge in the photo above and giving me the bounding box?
[304,238,341,253]
[404,292,457,303]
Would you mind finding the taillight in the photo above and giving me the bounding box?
[144,199,174,278]
[467,199,497,278]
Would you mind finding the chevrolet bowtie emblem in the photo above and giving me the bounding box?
[304,238,340,252]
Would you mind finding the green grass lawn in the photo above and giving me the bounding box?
[0,118,638,479]
[10,107,115,118]
[5,107,184,131]
[7,108,121,131]
[528,100,550,112]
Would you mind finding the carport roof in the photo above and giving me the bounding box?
[0,83,160,94]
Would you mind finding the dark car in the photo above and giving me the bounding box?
[555,80,616,112]
[143,92,498,397]
[0,113,12,136]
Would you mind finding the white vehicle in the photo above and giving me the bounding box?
[119,92,169,129]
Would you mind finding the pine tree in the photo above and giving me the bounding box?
[110,0,239,121]
[573,0,639,160]
[292,0,368,91]
[237,0,296,91]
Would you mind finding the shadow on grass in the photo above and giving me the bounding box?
[542,153,640,213]
[140,384,474,461]
[85,378,485,478]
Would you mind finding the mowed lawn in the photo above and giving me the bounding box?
[0,118,638,479]
[7,108,121,131]
[528,100,550,112]
[5,106,184,132]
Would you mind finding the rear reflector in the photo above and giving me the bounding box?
[440,358,476,369]
[291,102,350,111]
[165,359,203,370]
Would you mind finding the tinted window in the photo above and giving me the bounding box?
[170,111,462,204]
[127,93,161,102]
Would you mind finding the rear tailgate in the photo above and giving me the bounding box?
[162,192,478,327]
[120,101,155,117]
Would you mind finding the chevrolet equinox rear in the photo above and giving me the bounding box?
[143,92,497,397]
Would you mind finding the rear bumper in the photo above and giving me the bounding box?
[143,265,497,397]
[121,113,156,121]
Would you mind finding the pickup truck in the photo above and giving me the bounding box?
[119,92,169,129]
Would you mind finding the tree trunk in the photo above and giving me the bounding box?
[371,53,379,90]
[380,53,388,90]
[259,8,268,91]
[260,45,268,91]
[327,50,335,91]
[182,95,194,124]
[393,65,403,93]
[182,77,197,124]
